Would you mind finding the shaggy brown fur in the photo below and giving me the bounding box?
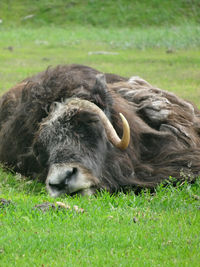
[0,64,200,194]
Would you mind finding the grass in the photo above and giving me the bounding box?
[0,20,200,267]
[0,169,200,266]
[0,26,200,105]
[0,0,200,27]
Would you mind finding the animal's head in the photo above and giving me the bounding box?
[33,75,130,197]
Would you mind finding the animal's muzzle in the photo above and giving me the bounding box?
[46,163,98,197]
[48,167,77,191]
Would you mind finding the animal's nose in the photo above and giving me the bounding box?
[48,167,78,191]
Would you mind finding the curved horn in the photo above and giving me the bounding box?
[66,98,130,150]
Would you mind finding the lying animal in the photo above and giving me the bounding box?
[0,64,200,197]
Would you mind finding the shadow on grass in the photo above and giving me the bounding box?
[0,165,45,195]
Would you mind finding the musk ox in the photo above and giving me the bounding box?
[0,64,200,197]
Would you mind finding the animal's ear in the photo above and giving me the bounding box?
[48,101,62,114]
[91,74,113,115]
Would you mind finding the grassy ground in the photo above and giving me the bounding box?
[0,0,200,27]
[0,20,200,267]
[0,26,200,105]
[1,169,200,266]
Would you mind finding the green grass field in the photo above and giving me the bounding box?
[0,0,200,27]
[0,1,200,266]
[0,26,200,105]
[1,169,200,266]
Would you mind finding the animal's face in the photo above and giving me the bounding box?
[32,74,130,197]
[33,96,130,197]
[33,99,109,196]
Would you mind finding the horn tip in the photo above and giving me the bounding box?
[118,112,130,150]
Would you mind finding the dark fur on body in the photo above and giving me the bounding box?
[0,64,200,194]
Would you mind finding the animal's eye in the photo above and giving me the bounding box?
[85,118,99,124]
[74,111,100,125]
[84,113,100,124]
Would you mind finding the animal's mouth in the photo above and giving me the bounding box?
[70,187,97,196]
[46,163,99,197]
[48,187,96,198]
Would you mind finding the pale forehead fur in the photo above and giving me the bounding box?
[42,100,79,126]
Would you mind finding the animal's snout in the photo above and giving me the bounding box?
[48,167,78,191]
[46,163,96,197]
